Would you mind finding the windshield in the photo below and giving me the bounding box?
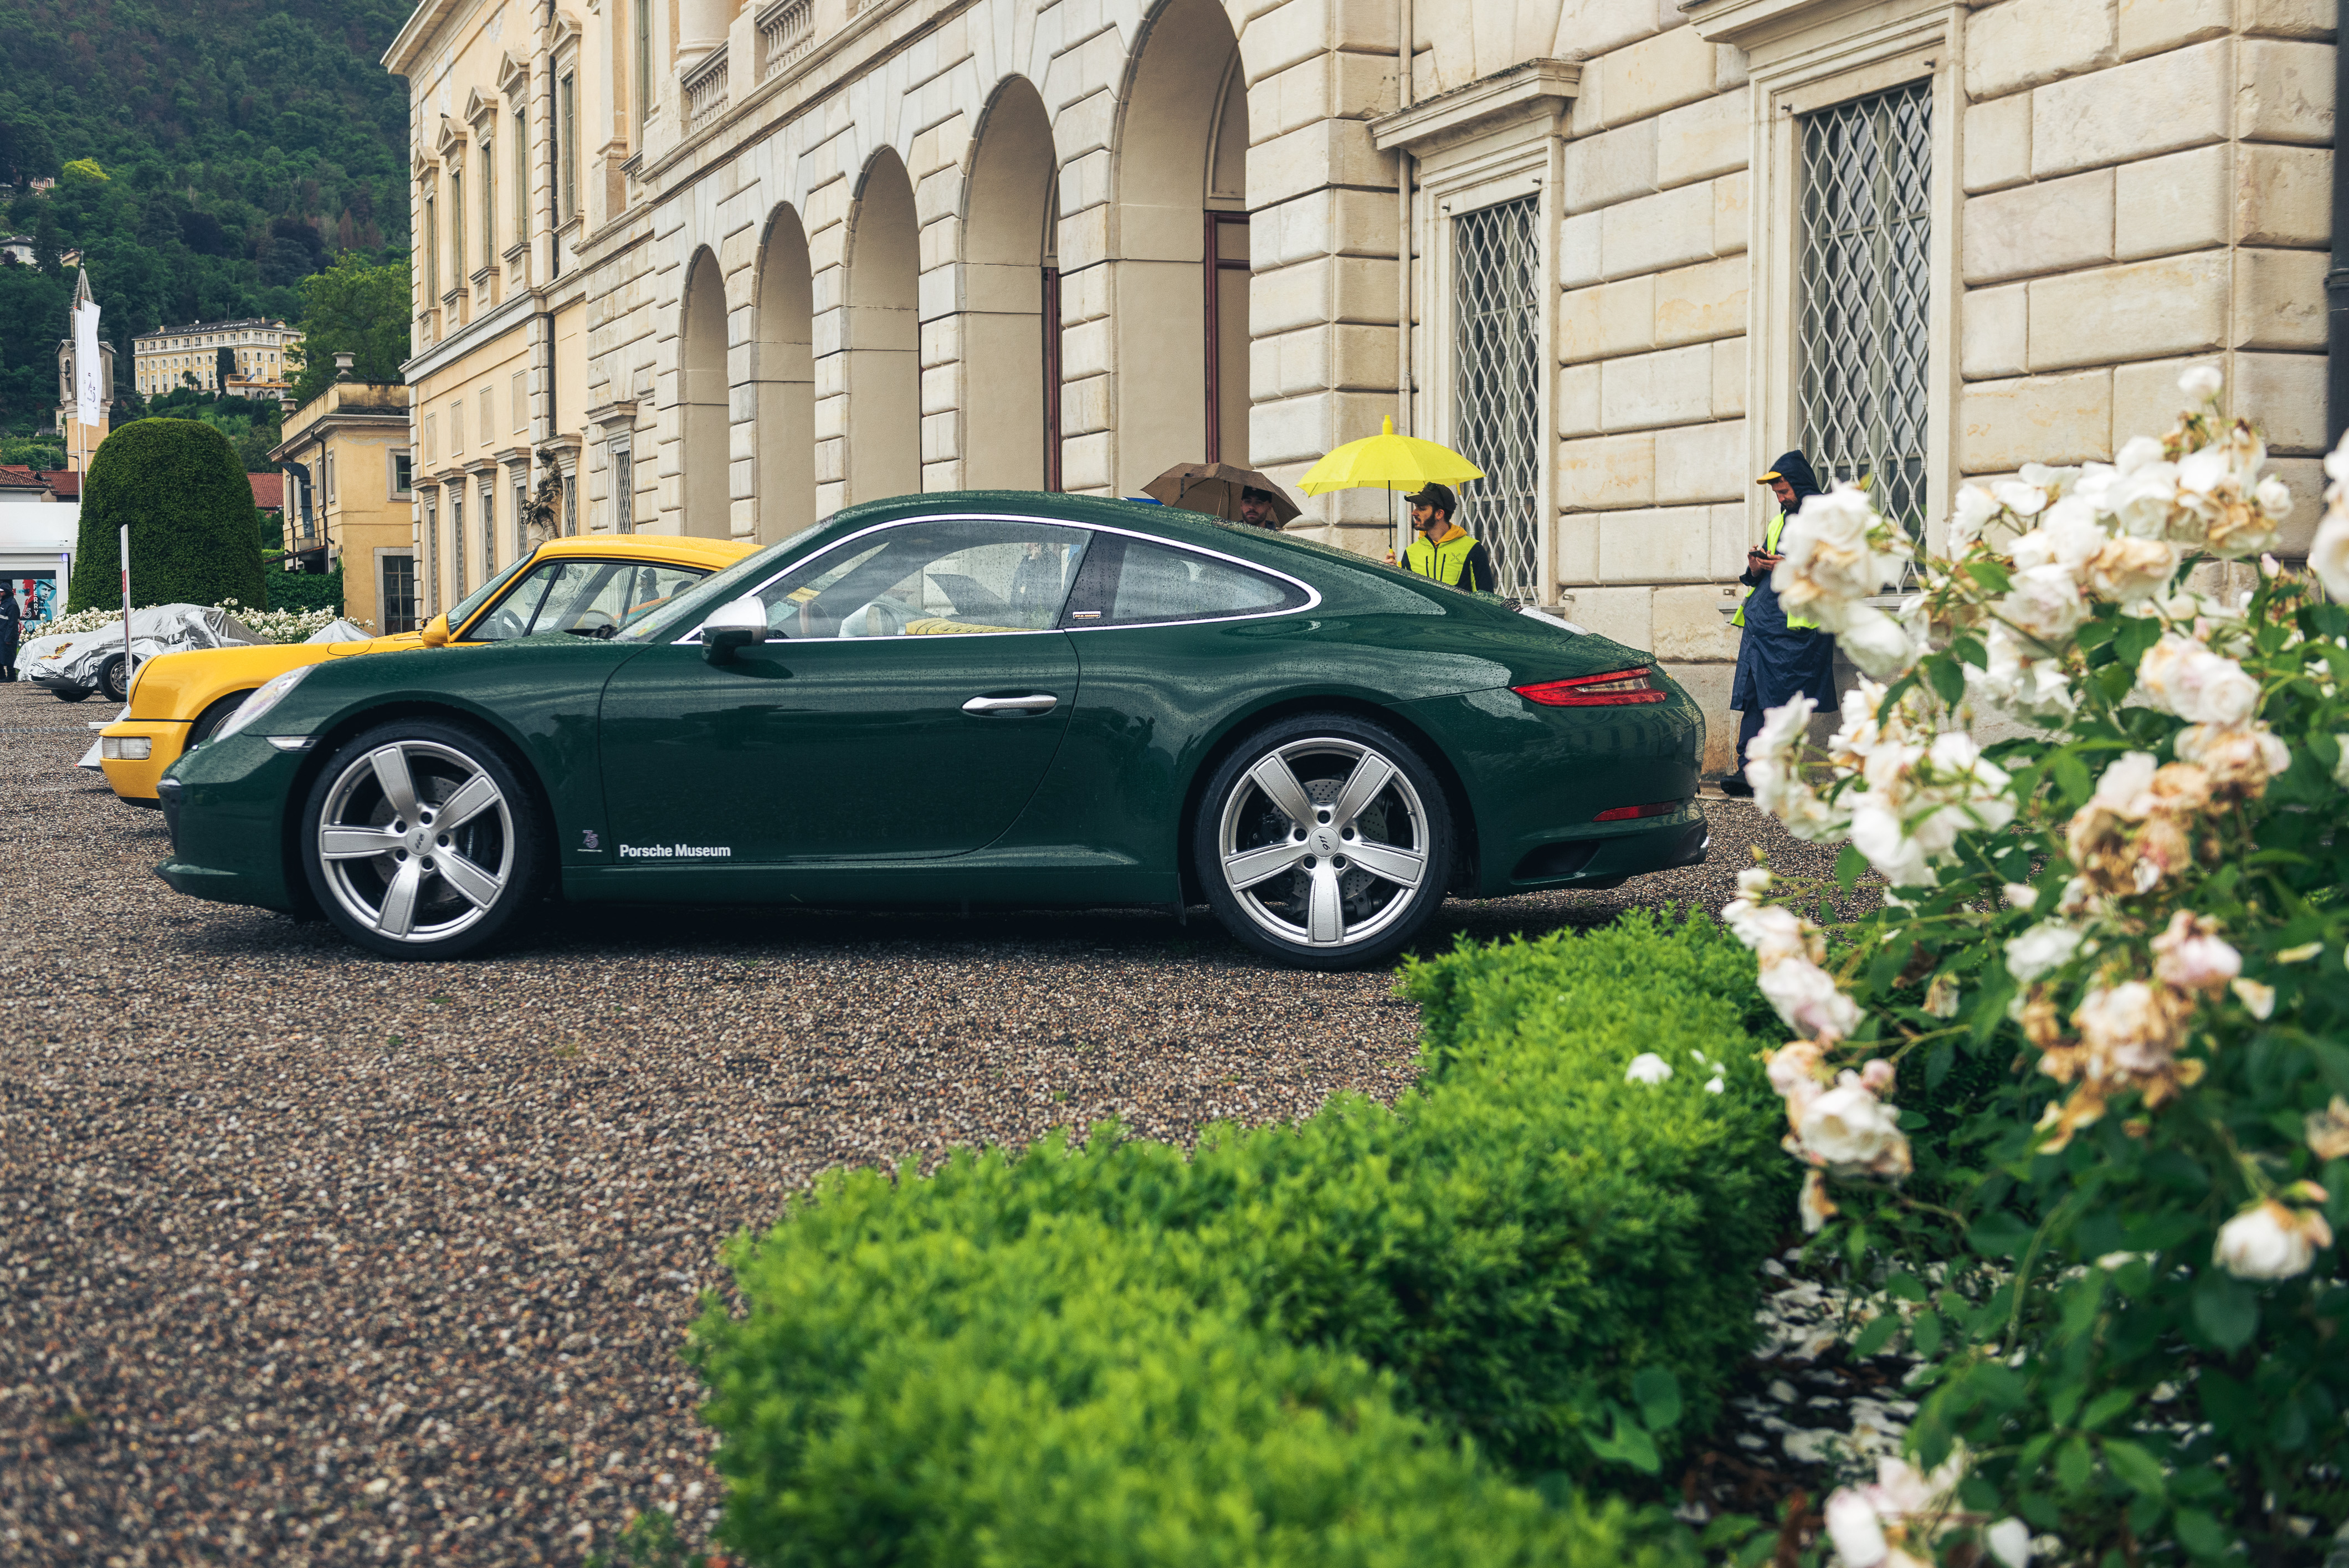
[445,554,535,634]
[612,519,829,642]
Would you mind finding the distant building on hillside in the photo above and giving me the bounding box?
[132,317,301,399]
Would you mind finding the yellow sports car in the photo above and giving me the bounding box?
[99,535,757,804]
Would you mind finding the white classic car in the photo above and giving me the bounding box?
[22,605,267,703]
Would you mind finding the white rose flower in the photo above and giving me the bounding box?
[2075,981,2183,1077]
[1850,802,1933,888]
[2151,910,2241,993]
[1798,1080,1905,1167]
[2009,499,2106,575]
[1724,900,1819,969]
[2004,882,2040,910]
[1991,478,2051,518]
[2214,1198,2333,1281]
[2178,364,2224,403]
[2084,535,2179,604]
[2006,922,2083,983]
[1948,484,2001,551]
[1625,1052,1673,1085]
[2254,474,2294,520]
[2309,505,2349,603]
[2173,721,2290,790]
[1986,1518,2034,1568]
[1736,865,1774,899]
[1999,563,2089,641]
[2090,751,2161,817]
[1758,955,1863,1043]
[1838,602,1921,679]
[1825,1488,1891,1568]
[2135,634,2258,725]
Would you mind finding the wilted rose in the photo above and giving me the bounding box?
[2214,1197,2333,1281]
[2304,1095,2349,1161]
[2152,910,2240,993]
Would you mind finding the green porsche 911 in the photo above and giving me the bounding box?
[155,493,1707,969]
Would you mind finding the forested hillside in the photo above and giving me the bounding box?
[0,0,413,434]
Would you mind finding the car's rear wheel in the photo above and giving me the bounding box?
[98,654,133,704]
[300,720,545,960]
[1193,714,1452,970]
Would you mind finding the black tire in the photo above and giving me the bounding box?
[186,690,252,749]
[1192,712,1453,970]
[98,655,132,704]
[299,719,547,960]
[52,686,90,703]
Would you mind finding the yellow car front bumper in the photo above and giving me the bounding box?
[97,720,192,805]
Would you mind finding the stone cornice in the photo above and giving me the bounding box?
[1687,0,1932,49]
[1367,59,1581,156]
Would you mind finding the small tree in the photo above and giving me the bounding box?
[286,254,409,405]
[69,419,265,612]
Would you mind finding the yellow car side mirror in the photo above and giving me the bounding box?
[419,613,452,648]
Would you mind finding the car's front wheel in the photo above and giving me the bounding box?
[98,654,134,704]
[1193,714,1453,970]
[300,720,545,960]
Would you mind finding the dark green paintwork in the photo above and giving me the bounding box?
[156,491,1707,915]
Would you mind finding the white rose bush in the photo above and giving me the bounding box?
[1727,373,2347,1565]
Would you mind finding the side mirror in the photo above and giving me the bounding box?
[419,613,452,648]
[701,596,771,664]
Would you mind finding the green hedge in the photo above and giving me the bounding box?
[265,565,343,616]
[69,419,265,613]
[690,911,1788,1566]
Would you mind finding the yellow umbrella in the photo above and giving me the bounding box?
[1297,416,1485,558]
[1296,416,1483,495]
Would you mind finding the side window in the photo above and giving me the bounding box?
[743,519,1089,639]
[464,560,564,641]
[1060,536,1302,627]
[531,561,704,638]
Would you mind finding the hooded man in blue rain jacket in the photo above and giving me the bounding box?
[1722,450,1838,797]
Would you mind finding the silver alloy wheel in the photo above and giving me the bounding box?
[1215,736,1429,950]
[314,740,516,945]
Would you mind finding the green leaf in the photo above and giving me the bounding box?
[1836,843,1868,891]
[1968,1210,2035,1259]
[2075,617,2119,650]
[1851,1313,1901,1357]
[1632,1366,1683,1432]
[2192,1273,2259,1353]
[2049,750,2091,804]
[2054,1433,2095,1494]
[1928,655,1967,705]
[2114,614,2162,665]
[2081,1388,2136,1430]
[1885,1273,1929,1303]
[1951,632,1989,668]
[1911,1309,1944,1358]
[1965,560,2013,594]
[2101,1437,2168,1498]
[2173,1508,2232,1560]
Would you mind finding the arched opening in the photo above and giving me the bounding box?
[679,248,729,538]
[843,148,920,503]
[755,204,816,543]
[962,78,1058,492]
[1109,0,1247,493]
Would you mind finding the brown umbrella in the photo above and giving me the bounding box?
[1143,462,1301,526]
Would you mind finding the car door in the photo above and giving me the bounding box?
[597,515,1088,864]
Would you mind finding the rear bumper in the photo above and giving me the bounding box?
[1500,814,1709,893]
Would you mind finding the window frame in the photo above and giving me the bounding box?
[665,514,1321,646]
[1737,28,1958,540]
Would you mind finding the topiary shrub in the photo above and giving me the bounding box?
[690,912,1790,1565]
[68,419,264,613]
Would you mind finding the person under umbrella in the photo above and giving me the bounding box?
[1723,451,1837,797]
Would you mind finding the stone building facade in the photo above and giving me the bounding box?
[389,0,2336,771]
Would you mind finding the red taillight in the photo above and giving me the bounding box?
[1511,667,1668,706]
[1593,800,1685,822]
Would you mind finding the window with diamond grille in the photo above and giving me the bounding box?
[1796,79,1932,536]
[1452,196,1541,598]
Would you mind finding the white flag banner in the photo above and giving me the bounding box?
[73,296,102,429]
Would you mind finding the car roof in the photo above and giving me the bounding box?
[534,534,758,569]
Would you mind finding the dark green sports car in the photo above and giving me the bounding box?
[155,493,1707,967]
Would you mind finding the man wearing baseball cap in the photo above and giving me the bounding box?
[1383,483,1498,593]
[1724,450,1837,796]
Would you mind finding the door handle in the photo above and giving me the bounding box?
[962,693,1059,716]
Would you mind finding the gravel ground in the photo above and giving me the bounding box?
[0,679,1838,1565]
